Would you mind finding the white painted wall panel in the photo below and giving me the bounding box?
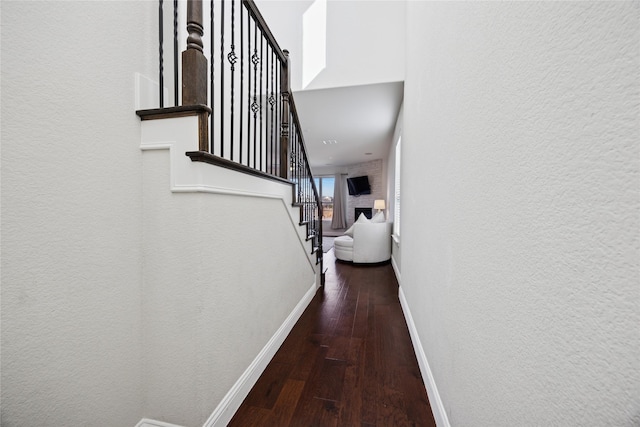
[402,2,639,425]
[1,1,157,425]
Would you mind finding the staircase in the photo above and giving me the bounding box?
[137,0,324,281]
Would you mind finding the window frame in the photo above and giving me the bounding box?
[393,138,401,238]
[314,176,335,220]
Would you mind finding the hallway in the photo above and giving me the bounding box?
[229,250,436,426]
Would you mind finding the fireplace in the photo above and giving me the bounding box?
[354,207,372,220]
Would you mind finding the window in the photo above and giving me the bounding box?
[314,176,335,219]
[393,138,401,237]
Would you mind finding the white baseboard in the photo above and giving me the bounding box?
[202,282,318,427]
[398,286,451,427]
[135,419,184,427]
[391,254,401,285]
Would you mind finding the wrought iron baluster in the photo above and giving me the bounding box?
[295,132,299,199]
[228,0,237,161]
[159,0,164,108]
[292,119,296,194]
[307,163,311,230]
[252,20,258,169]
[173,0,178,106]
[273,60,282,176]
[308,175,311,227]
[259,35,264,171]
[291,125,296,196]
[265,45,270,173]
[220,0,225,157]
[308,173,311,230]
[239,2,244,165]
[308,175,312,238]
[294,126,298,197]
[247,12,252,167]
[304,162,307,227]
[273,58,281,176]
[269,49,275,175]
[297,129,301,202]
[210,0,215,154]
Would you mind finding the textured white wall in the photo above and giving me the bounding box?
[402,2,639,426]
[1,1,156,425]
[256,0,405,91]
[140,149,316,426]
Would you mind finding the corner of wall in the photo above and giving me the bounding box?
[398,287,450,427]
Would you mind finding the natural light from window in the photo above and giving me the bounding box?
[302,0,327,88]
[394,138,401,237]
[315,176,334,219]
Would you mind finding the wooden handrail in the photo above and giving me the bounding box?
[242,0,287,63]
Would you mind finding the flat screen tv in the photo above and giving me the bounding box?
[347,175,371,196]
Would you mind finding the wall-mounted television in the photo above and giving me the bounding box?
[346,175,371,196]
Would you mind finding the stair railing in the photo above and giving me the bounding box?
[289,95,323,259]
[138,0,324,270]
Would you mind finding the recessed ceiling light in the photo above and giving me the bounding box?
[322,140,338,145]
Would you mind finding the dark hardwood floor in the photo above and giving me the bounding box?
[229,249,436,427]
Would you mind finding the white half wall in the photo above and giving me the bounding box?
[402,2,639,426]
[139,116,318,426]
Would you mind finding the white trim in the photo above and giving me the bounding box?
[202,282,318,427]
[139,118,292,201]
[391,254,401,286]
[135,72,166,111]
[135,419,184,427]
[398,287,450,427]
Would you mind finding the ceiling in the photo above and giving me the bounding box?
[292,81,404,170]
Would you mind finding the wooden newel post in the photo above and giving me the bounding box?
[182,0,209,151]
[182,0,207,106]
[279,50,291,180]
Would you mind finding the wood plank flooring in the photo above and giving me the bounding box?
[229,249,436,427]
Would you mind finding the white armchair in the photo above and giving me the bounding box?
[334,221,392,263]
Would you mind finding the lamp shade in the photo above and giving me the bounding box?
[374,199,386,210]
